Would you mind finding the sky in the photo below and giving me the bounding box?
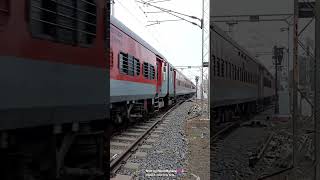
[112,0,315,99]
[211,0,315,78]
[112,0,204,87]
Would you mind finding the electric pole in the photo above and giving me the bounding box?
[273,46,284,114]
[315,0,320,179]
[111,0,115,16]
[195,76,199,100]
[293,0,299,177]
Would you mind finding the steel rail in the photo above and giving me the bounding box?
[110,99,187,174]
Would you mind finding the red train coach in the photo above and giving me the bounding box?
[0,0,108,129]
[110,16,196,124]
[0,0,108,179]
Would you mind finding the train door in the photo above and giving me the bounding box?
[174,69,176,98]
[259,67,264,106]
[156,57,163,95]
[257,67,261,101]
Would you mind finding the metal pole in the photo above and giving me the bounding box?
[288,26,291,113]
[292,0,299,177]
[275,46,279,114]
[111,0,115,16]
[314,1,320,179]
[195,76,199,101]
[201,0,204,112]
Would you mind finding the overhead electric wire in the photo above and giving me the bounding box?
[115,0,147,26]
[116,0,165,54]
[148,0,172,3]
[136,0,202,28]
[119,0,201,81]
[139,1,200,21]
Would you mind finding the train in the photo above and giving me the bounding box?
[110,16,196,124]
[0,0,195,179]
[0,0,108,179]
[210,23,276,124]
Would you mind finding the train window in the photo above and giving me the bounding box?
[150,65,155,80]
[212,55,216,76]
[247,72,249,83]
[221,59,224,77]
[251,73,253,84]
[232,65,235,80]
[119,52,129,75]
[234,67,236,81]
[156,63,158,80]
[229,62,232,79]
[217,58,220,77]
[235,67,237,80]
[243,71,245,82]
[245,71,247,83]
[109,49,113,69]
[245,71,247,82]
[134,58,140,76]
[119,53,139,77]
[215,57,218,76]
[244,71,248,83]
[246,72,248,83]
[224,61,227,78]
[127,55,134,76]
[30,0,97,46]
[143,62,149,79]
[226,62,229,79]
[162,63,167,81]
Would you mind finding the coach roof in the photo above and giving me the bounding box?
[111,16,165,60]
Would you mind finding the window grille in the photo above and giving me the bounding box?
[225,61,228,79]
[143,62,149,79]
[217,58,220,77]
[212,55,216,76]
[237,67,239,80]
[221,59,224,77]
[134,58,140,76]
[109,49,113,68]
[119,52,129,75]
[30,0,96,46]
[150,65,155,80]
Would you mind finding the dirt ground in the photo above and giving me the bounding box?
[183,102,210,180]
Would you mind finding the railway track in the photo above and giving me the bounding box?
[211,104,275,162]
[109,99,187,177]
[212,103,276,141]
